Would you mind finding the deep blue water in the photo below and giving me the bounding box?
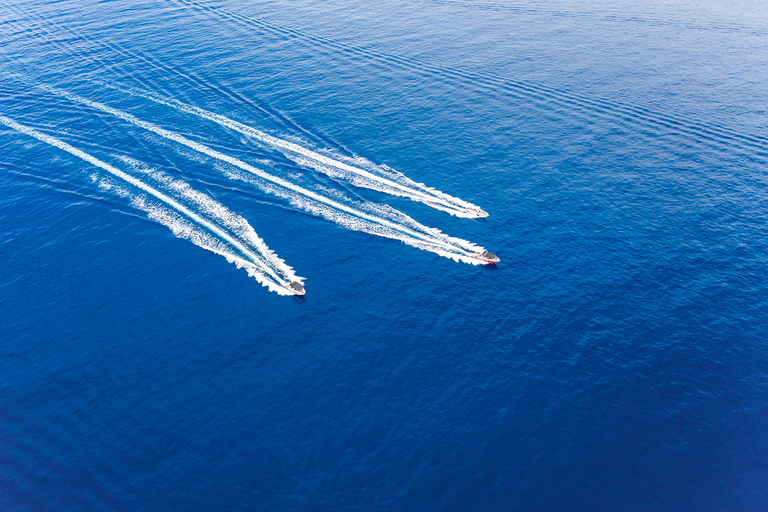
[2,0,768,510]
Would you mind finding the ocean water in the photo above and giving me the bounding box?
[1,0,767,510]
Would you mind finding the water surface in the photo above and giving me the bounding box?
[1,1,767,510]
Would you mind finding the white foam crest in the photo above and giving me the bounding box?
[45,87,486,262]
[0,114,300,294]
[97,82,486,217]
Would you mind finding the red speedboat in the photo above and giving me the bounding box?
[473,250,500,264]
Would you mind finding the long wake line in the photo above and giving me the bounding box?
[0,114,304,295]
[98,82,488,219]
[41,85,487,262]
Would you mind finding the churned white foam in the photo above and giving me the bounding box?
[227,167,487,262]
[0,114,302,295]
[115,156,300,282]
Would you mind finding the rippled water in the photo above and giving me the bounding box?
[1,1,767,510]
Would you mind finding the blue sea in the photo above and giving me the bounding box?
[1,0,767,510]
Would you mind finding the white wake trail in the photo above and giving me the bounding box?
[0,114,303,295]
[222,165,487,265]
[45,86,487,262]
[98,82,487,218]
[115,155,300,281]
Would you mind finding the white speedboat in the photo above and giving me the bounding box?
[286,281,306,296]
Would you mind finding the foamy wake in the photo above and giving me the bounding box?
[98,82,488,218]
[0,114,303,295]
[221,165,488,265]
[43,86,489,263]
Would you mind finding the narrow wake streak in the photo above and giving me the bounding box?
[99,82,487,218]
[0,114,304,295]
[44,86,489,263]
